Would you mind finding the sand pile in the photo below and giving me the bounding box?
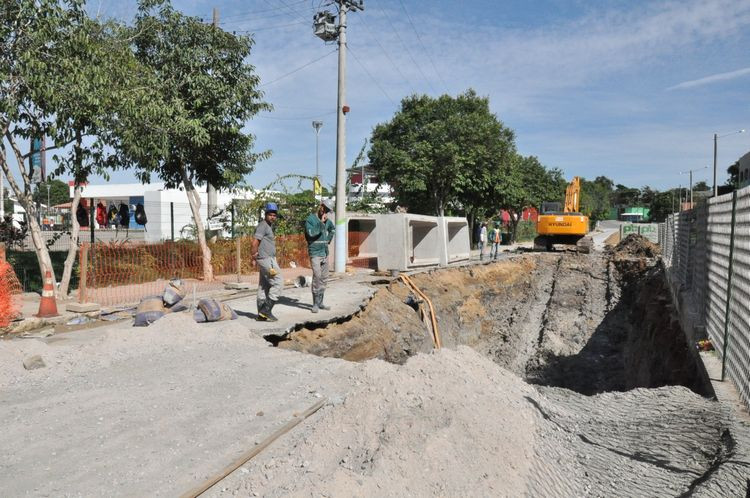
[214,346,744,497]
[218,347,538,497]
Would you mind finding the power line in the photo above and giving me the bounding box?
[374,1,437,95]
[350,15,417,95]
[219,10,303,26]
[347,45,397,106]
[259,49,337,87]
[396,0,449,94]
[232,21,308,33]
[218,0,310,21]
[264,0,312,25]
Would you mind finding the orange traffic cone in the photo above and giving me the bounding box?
[36,270,59,318]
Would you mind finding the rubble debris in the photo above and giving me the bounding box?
[22,355,45,370]
[611,233,660,258]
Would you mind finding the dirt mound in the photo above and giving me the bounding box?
[213,347,745,497]
[278,289,433,364]
[612,233,660,258]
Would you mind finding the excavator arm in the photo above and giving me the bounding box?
[564,176,581,213]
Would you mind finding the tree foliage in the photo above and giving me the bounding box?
[130,0,271,280]
[369,90,515,216]
[32,179,70,207]
[494,155,565,240]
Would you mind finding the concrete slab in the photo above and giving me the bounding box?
[66,302,101,313]
[223,281,252,290]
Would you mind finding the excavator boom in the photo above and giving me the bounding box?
[564,176,581,213]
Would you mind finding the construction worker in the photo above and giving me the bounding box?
[479,221,488,260]
[305,199,335,313]
[252,202,283,321]
[488,221,502,260]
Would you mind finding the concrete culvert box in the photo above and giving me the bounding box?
[439,216,471,265]
[347,215,378,269]
[376,214,441,271]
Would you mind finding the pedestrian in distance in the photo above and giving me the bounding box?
[252,202,283,321]
[479,221,488,260]
[473,221,481,250]
[305,199,335,313]
[488,221,502,260]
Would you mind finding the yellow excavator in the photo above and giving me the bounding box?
[534,176,592,253]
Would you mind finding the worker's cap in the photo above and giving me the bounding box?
[321,199,334,212]
[265,202,279,213]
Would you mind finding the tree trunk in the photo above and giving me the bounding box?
[59,186,81,297]
[27,207,56,292]
[0,152,57,295]
[510,212,520,243]
[182,171,213,281]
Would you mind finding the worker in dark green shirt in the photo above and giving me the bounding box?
[305,199,335,313]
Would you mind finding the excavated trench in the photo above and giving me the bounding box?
[271,237,749,495]
[278,244,710,397]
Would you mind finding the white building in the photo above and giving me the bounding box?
[70,182,255,242]
[347,165,394,205]
[739,151,750,189]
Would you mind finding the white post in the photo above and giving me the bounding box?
[334,5,348,274]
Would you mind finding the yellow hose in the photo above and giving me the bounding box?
[400,274,441,349]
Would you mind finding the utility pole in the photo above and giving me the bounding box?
[713,133,718,197]
[312,120,323,202]
[680,166,707,208]
[313,0,364,274]
[206,7,219,222]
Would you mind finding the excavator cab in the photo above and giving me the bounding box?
[534,177,592,253]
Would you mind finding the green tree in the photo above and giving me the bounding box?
[131,0,271,280]
[1,0,130,294]
[612,184,640,207]
[368,90,515,217]
[726,161,739,187]
[580,178,612,221]
[494,154,565,241]
[649,189,677,222]
[1,1,171,296]
[33,179,70,207]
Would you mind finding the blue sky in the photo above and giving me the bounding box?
[14,0,750,191]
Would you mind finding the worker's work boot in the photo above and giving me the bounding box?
[257,300,278,322]
[317,291,331,311]
[311,292,319,314]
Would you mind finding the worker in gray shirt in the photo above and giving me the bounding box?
[252,202,283,321]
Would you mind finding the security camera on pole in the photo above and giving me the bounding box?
[313,0,364,274]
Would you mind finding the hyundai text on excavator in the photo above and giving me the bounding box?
[534,176,592,253]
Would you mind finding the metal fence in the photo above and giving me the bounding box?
[659,185,750,409]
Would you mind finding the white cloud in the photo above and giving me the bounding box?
[667,67,750,90]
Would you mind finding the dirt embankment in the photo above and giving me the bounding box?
[281,244,707,397]
[279,255,558,371]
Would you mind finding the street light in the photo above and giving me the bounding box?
[680,166,708,208]
[713,129,745,196]
[312,121,323,201]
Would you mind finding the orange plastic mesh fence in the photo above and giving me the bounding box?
[78,235,312,306]
[0,261,22,327]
